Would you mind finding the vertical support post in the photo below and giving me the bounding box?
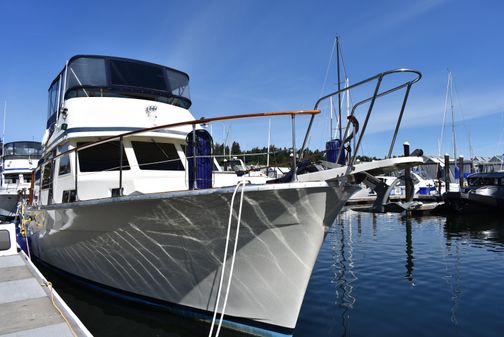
[299,114,315,160]
[403,142,412,202]
[351,76,383,166]
[119,137,123,196]
[444,154,450,192]
[291,114,297,182]
[74,150,78,200]
[192,124,197,189]
[458,155,464,190]
[388,83,412,158]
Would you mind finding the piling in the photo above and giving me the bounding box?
[458,155,464,189]
[444,154,450,192]
[403,142,412,202]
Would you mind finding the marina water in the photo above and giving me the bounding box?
[35,210,504,336]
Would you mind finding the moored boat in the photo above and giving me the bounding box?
[25,55,422,335]
[0,141,41,219]
[443,171,504,213]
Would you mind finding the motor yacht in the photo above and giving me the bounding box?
[25,55,421,336]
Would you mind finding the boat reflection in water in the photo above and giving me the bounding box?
[444,213,504,251]
[295,210,504,337]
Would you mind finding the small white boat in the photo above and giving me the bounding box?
[0,141,41,218]
[350,171,437,201]
[25,55,422,336]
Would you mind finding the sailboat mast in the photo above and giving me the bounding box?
[449,72,457,160]
[336,35,342,141]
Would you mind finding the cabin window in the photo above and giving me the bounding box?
[110,60,166,91]
[67,58,107,91]
[77,141,130,172]
[4,174,18,184]
[47,77,61,128]
[42,162,53,189]
[0,230,11,251]
[58,144,71,176]
[132,141,184,171]
[59,156,71,175]
[22,174,32,184]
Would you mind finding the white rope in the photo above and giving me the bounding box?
[208,180,248,337]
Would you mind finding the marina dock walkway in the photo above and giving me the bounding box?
[0,251,92,337]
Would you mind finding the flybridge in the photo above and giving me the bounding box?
[2,141,42,160]
[47,55,192,129]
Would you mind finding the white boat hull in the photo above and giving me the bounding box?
[28,182,357,334]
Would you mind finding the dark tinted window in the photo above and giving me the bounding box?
[47,78,60,127]
[58,144,71,176]
[23,174,32,183]
[110,60,166,90]
[4,174,18,184]
[42,162,53,189]
[3,142,42,158]
[63,56,191,109]
[77,142,130,172]
[0,230,11,251]
[67,57,107,89]
[59,155,71,175]
[132,141,184,171]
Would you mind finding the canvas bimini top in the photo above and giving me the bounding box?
[47,55,191,128]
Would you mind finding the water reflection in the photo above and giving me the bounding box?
[330,217,357,337]
[315,210,504,337]
[403,216,414,285]
[445,214,504,251]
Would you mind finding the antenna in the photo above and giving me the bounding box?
[449,72,457,160]
[438,70,450,157]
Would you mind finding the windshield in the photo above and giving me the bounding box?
[61,56,191,109]
[3,141,42,159]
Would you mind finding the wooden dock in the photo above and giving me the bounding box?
[0,224,92,337]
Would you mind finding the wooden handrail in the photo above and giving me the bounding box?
[50,109,320,160]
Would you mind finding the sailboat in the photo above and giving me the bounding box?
[24,55,422,336]
[437,71,471,193]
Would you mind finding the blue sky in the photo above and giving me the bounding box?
[0,0,503,158]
